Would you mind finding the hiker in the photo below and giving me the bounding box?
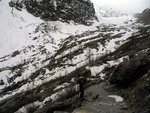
[77,74,86,101]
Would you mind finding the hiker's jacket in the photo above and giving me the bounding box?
[77,76,86,91]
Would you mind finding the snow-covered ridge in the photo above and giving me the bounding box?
[94,5,128,17]
[0,0,97,88]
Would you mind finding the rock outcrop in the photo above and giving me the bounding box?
[10,0,97,25]
[109,50,150,87]
[135,8,150,25]
[123,74,150,113]
[108,22,150,112]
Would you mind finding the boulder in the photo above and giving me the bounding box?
[109,50,150,87]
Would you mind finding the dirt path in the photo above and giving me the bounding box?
[73,82,132,113]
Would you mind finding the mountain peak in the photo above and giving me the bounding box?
[94,6,128,17]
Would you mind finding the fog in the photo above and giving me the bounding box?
[91,0,150,14]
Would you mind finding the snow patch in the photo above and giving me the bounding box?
[108,95,124,102]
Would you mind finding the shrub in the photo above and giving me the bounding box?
[57,86,77,101]
[0,79,4,85]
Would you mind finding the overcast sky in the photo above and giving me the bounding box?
[91,0,150,14]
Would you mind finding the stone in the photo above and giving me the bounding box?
[109,50,150,87]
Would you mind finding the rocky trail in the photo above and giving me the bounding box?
[55,82,133,113]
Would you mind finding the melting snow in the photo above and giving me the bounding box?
[108,95,124,102]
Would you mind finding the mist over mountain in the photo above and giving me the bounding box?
[94,6,128,17]
[91,0,150,14]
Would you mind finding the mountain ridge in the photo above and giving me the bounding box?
[135,8,150,24]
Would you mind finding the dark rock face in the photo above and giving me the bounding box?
[135,8,150,25]
[11,0,97,25]
[109,50,150,87]
[123,73,150,113]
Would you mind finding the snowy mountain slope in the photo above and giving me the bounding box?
[0,0,42,57]
[0,0,148,113]
[0,13,142,113]
[0,0,97,90]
